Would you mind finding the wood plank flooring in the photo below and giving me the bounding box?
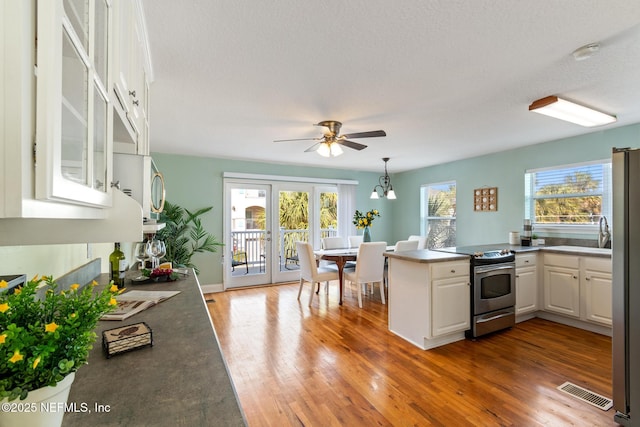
[206,281,615,426]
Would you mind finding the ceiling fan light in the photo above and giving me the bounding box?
[317,142,331,157]
[370,189,379,199]
[329,143,343,157]
[529,96,616,127]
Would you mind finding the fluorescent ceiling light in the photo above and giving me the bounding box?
[529,96,616,127]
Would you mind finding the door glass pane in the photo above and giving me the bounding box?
[230,188,267,277]
[63,0,89,51]
[319,190,338,239]
[93,0,109,86]
[61,29,89,185]
[279,191,309,272]
[93,84,107,191]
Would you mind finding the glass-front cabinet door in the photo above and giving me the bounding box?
[35,0,113,207]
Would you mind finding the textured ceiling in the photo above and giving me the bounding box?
[141,0,640,173]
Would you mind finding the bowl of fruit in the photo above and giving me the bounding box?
[142,265,180,282]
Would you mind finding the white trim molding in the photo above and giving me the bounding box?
[223,172,358,186]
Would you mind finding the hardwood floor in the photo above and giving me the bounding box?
[206,281,615,426]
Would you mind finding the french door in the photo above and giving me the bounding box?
[224,179,338,288]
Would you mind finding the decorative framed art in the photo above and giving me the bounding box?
[473,187,498,211]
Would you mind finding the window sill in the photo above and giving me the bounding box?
[533,224,600,235]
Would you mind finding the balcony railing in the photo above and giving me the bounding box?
[230,228,338,272]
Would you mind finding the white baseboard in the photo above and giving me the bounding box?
[200,283,224,294]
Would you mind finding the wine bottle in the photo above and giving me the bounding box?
[109,242,127,289]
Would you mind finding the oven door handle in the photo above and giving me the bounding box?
[477,310,514,323]
[475,264,514,274]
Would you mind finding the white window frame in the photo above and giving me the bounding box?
[420,181,456,248]
[524,160,612,234]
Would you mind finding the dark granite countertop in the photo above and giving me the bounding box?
[62,270,246,426]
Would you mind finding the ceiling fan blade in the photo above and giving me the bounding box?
[337,140,367,151]
[340,130,386,139]
[304,142,323,152]
[274,137,323,143]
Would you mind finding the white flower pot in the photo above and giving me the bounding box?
[0,372,75,427]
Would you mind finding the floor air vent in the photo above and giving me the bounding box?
[557,382,613,411]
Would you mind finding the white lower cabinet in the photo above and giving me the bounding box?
[543,254,580,318]
[388,257,469,349]
[543,253,611,326]
[582,257,612,326]
[515,253,538,316]
[432,273,470,337]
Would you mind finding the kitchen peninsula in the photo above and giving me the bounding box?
[385,250,470,350]
[385,245,612,351]
[62,271,246,426]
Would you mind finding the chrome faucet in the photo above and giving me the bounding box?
[599,216,611,248]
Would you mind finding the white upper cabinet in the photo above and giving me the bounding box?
[1,0,151,225]
[112,0,151,156]
[35,0,113,208]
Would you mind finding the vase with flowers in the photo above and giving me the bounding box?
[353,209,380,242]
[0,275,119,427]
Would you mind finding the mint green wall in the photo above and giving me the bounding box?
[154,123,639,285]
[391,123,640,245]
[150,155,396,285]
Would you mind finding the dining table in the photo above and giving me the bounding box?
[314,245,394,305]
[314,248,358,305]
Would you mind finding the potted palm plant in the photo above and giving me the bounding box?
[156,201,223,274]
[0,275,119,427]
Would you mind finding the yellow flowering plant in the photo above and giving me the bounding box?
[0,275,119,401]
[352,209,380,229]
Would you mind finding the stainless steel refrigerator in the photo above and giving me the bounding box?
[613,147,640,426]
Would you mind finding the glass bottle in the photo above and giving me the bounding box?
[109,242,126,288]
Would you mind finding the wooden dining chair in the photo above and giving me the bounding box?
[296,241,339,306]
[344,242,387,308]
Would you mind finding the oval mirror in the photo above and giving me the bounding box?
[150,171,166,213]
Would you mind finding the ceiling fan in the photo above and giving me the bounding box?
[274,120,386,157]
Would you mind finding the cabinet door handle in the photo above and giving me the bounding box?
[524,260,529,263]
[573,275,578,279]
[450,269,456,273]
[129,90,137,98]
[515,274,520,278]
[585,277,590,280]
[132,100,139,106]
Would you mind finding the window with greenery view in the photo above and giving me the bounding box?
[525,160,611,229]
[421,182,456,248]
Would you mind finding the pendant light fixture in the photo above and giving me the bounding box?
[370,157,396,200]
[528,96,616,127]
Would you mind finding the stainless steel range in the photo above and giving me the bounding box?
[438,245,516,338]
